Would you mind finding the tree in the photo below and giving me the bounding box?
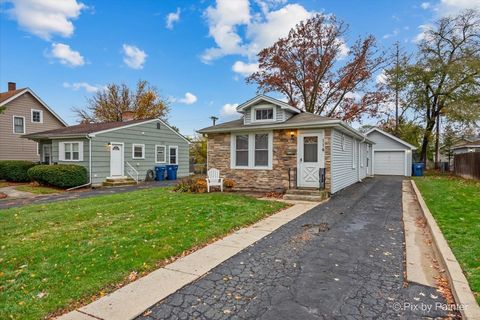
[73,80,169,123]
[398,10,480,163]
[247,14,386,122]
[0,106,5,114]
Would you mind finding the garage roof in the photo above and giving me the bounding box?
[365,127,417,150]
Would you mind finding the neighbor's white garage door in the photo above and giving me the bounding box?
[374,151,405,175]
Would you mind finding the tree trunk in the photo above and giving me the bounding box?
[434,113,440,169]
[420,119,436,164]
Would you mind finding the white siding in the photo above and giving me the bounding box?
[331,129,360,193]
[367,130,413,176]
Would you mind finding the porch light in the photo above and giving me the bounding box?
[106,142,111,150]
[289,130,295,141]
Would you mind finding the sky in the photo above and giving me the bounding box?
[1,0,479,136]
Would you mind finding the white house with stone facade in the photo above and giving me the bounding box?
[198,95,375,196]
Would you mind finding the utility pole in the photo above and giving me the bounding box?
[394,42,400,134]
[210,116,218,126]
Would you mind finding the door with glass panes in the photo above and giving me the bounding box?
[298,131,324,188]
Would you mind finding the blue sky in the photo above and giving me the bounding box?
[1,0,477,136]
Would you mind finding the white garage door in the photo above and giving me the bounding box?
[374,151,405,175]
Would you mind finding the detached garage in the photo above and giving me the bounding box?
[365,127,417,176]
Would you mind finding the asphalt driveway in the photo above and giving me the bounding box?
[138,176,451,319]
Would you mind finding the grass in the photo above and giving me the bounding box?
[414,174,480,305]
[15,185,60,195]
[0,188,286,319]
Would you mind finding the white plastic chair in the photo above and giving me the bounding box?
[206,168,223,192]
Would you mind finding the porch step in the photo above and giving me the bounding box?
[102,178,137,187]
[283,189,329,202]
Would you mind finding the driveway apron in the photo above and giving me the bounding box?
[138,176,451,320]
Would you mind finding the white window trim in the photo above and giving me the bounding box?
[12,115,26,134]
[59,141,84,162]
[132,144,145,159]
[230,132,273,170]
[251,105,276,123]
[168,146,178,165]
[352,138,356,169]
[31,109,43,123]
[360,143,364,168]
[341,133,346,151]
[155,145,166,163]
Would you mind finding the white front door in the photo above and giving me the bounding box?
[298,131,324,188]
[110,143,124,177]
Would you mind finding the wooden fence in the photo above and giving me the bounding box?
[454,152,480,180]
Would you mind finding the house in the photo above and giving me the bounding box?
[0,82,67,161]
[451,139,480,154]
[365,127,417,176]
[198,95,374,194]
[23,116,190,186]
[439,136,478,165]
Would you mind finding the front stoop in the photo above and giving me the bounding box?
[283,188,329,202]
[102,178,137,187]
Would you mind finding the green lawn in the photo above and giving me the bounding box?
[414,175,480,304]
[15,185,60,195]
[0,188,286,319]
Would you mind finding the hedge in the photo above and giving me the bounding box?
[0,160,37,182]
[28,164,88,188]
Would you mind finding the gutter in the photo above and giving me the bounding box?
[67,134,92,190]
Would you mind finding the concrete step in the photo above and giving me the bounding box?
[285,188,325,196]
[283,193,329,202]
[102,180,137,187]
[105,177,134,182]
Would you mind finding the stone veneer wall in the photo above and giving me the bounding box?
[207,129,332,193]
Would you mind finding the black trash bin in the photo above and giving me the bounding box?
[154,166,166,181]
[166,165,179,180]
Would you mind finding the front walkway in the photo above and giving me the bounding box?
[0,180,175,210]
[138,176,451,319]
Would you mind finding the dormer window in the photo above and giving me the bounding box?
[255,108,273,120]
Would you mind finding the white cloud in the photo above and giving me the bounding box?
[413,24,434,43]
[201,1,316,63]
[382,28,400,39]
[122,44,147,69]
[376,70,388,85]
[176,92,198,104]
[166,8,181,30]
[63,82,101,93]
[438,0,480,14]
[232,61,259,76]
[6,0,86,40]
[220,103,240,117]
[420,2,431,9]
[49,43,84,67]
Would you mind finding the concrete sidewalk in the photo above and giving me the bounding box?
[57,201,318,320]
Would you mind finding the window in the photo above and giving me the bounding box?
[155,145,166,163]
[255,108,273,121]
[132,144,145,159]
[360,143,364,167]
[231,132,272,169]
[169,146,178,164]
[254,134,269,166]
[341,134,346,151]
[235,135,249,166]
[31,109,43,123]
[59,142,83,161]
[13,116,25,134]
[303,136,318,163]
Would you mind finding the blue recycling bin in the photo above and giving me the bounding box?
[412,163,425,176]
[154,166,166,181]
[166,165,179,180]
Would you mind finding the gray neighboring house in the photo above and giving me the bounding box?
[199,94,374,194]
[365,127,417,176]
[451,139,480,155]
[23,117,190,186]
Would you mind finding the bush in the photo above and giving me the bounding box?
[28,164,88,188]
[0,160,37,182]
[173,176,207,193]
[223,178,235,189]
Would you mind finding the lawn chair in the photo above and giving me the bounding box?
[206,168,223,192]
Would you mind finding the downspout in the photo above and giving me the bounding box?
[67,134,92,191]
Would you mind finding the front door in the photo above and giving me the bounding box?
[298,132,324,188]
[43,145,52,164]
[110,143,124,177]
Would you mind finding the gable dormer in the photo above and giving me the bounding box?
[236,95,301,125]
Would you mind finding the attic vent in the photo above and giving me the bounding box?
[157,123,161,129]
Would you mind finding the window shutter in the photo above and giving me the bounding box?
[78,142,84,161]
[59,143,65,161]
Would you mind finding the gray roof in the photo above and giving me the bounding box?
[198,112,335,133]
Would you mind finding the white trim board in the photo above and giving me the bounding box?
[236,94,301,114]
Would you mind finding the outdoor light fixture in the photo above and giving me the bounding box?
[290,130,295,142]
[106,142,111,150]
